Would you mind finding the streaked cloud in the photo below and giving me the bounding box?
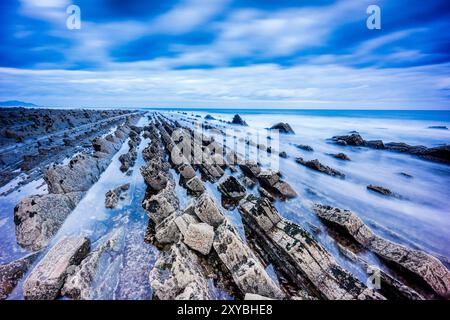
[1,0,449,109]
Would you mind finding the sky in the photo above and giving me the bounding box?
[0,0,449,109]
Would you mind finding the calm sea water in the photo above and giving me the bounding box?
[143,108,450,122]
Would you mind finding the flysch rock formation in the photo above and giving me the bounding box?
[61,229,123,300]
[213,222,285,299]
[313,204,450,298]
[239,195,384,300]
[295,157,345,178]
[0,252,40,300]
[23,236,90,300]
[0,108,137,188]
[14,192,85,251]
[14,115,141,252]
[4,110,448,301]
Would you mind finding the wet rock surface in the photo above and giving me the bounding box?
[61,230,122,300]
[217,175,247,200]
[313,204,450,298]
[336,244,424,300]
[239,195,383,300]
[240,160,261,178]
[295,144,314,152]
[105,184,130,209]
[185,176,206,196]
[0,252,39,300]
[270,123,295,134]
[2,110,448,301]
[332,133,366,146]
[183,223,214,255]
[331,133,450,164]
[231,114,248,126]
[14,192,85,251]
[296,157,345,178]
[330,153,350,161]
[23,236,90,300]
[257,170,297,199]
[0,108,138,188]
[13,116,141,252]
[149,242,213,300]
[194,194,225,228]
[213,222,284,299]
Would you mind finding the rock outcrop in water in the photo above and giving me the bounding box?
[105,184,130,209]
[119,126,141,173]
[330,153,350,161]
[14,192,85,251]
[257,170,297,199]
[270,123,295,134]
[331,133,450,164]
[185,176,206,196]
[296,157,345,178]
[61,230,122,300]
[428,126,448,130]
[2,110,449,301]
[213,222,284,299]
[150,241,214,300]
[335,243,424,300]
[367,184,398,197]
[313,204,450,298]
[295,144,314,152]
[217,175,247,200]
[231,114,248,126]
[0,108,132,186]
[0,108,136,188]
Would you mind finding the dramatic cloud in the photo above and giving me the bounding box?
[1,0,449,109]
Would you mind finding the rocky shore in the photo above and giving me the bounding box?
[0,109,449,300]
[331,133,450,164]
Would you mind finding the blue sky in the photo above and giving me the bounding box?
[0,0,449,109]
